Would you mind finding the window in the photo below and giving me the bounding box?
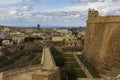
[75,43,77,47]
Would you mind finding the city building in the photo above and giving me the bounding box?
[52,37,64,41]
[0,32,5,39]
[31,33,42,38]
[64,36,81,47]
[2,39,13,46]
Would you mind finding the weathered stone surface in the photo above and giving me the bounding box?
[83,9,120,73]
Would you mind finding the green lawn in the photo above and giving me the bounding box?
[65,63,80,68]
[65,57,75,61]
[78,55,101,78]
[63,54,73,57]
[50,48,87,78]
[76,69,87,78]
[63,54,87,78]
[66,61,77,63]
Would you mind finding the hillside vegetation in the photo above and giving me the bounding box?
[0,43,43,72]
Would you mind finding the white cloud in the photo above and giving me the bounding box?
[0,1,120,26]
[9,9,17,15]
[0,0,22,5]
[100,6,120,15]
[23,0,41,2]
[71,0,120,2]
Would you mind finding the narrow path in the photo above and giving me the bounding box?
[43,48,56,68]
[73,53,93,78]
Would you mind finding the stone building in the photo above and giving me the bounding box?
[2,39,13,46]
[64,36,81,47]
[31,33,42,38]
[12,36,25,44]
[8,32,25,44]
[83,9,120,73]
[78,31,85,37]
[52,37,64,41]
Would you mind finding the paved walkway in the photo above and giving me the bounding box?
[73,53,93,78]
[43,47,56,68]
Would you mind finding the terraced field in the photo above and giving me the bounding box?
[63,54,87,78]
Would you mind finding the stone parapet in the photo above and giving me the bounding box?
[87,16,120,23]
[0,72,3,80]
[32,67,60,80]
[41,48,45,65]
[3,64,41,79]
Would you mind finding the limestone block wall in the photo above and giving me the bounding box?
[32,67,60,80]
[0,72,3,80]
[3,64,41,80]
[83,18,120,73]
[103,27,120,71]
[65,41,81,46]
[52,37,64,41]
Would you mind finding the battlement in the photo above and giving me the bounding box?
[87,16,120,23]
[88,8,99,19]
[87,9,120,23]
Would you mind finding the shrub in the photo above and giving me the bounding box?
[50,47,66,68]
[29,54,35,60]
[61,66,77,80]
[0,63,4,68]
[54,55,65,67]
[2,58,14,66]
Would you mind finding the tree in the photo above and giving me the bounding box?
[54,55,65,68]
[50,47,66,68]
[24,37,34,42]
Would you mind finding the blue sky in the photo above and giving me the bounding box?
[0,0,120,27]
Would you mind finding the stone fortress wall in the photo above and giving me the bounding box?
[83,9,120,73]
[0,47,60,80]
[0,64,41,80]
[3,64,41,79]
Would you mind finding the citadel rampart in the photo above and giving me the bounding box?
[83,9,120,73]
[3,64,42,80]
[0,47,60,80]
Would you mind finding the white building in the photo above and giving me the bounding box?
[31,33,42,37]
[0,32,5,39]
[2,39,13,46]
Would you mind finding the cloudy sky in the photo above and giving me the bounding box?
[0,0,120,27]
